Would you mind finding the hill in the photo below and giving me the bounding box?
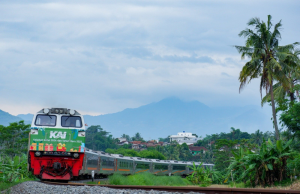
[84,97,273,139]
[1,97,273,138]
[0,110,25,126]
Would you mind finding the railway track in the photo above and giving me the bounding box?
[41,181,300,194]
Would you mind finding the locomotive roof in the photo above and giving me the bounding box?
[37,108,81,115]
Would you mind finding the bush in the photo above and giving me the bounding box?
[0,154,35,183]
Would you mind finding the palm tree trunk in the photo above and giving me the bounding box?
[270,82,280,140]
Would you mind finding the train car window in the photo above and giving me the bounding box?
[35,114,57,126]
[136,163,149,169]
[155,164,168,170]
[61,116,82,128]
[87,157,98,167]
[173,165,186,170]
[102,158,114,167]
[120,161,129,168]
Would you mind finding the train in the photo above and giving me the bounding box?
[28,108,214,180]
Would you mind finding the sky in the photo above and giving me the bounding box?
[0,0,299,116]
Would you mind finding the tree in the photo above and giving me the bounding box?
[280,102,300,137]
[261,48,300,111]
[252,130,263,146]
[0,121,30,157]
[85,125,118,151]
[121,134,131,141]
[213,139,238,172]
[131,132,144,141]
[235,15,299,140]
[227,139,293,186]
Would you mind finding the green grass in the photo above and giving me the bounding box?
[229,182,246,188]
[108,173,192,186]
[0,177,36,192]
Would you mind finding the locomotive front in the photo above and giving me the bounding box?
[28,108,86,180]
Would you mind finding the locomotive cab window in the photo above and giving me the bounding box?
[61,116,82,128]
[35,115,57,126]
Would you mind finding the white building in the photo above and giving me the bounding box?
[169,131,201,145]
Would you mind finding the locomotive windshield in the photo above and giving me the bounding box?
[61,116,82,128]
[35,114,57,126]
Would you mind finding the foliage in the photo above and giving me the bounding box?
[235,15,299,140]
[108,172,191,186]
[85,125,119,151]
[226,139,293,187]
[0,154,35,183]
[0,121,30,157]
[158,136,170,142]
[287,153,300,178]
[131,132,144,142]
[205,167,224,184]
[156,142,192,161]
[213,139,239,172]
[121,134,131,141]
[187,162,211,186]
[280,102,300,135]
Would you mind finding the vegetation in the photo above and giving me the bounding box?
[1,14,300,189]
[235,15,299,140]
[0,155,36,191]
[0,121,30,157]
[226,139,293,186]
[85,125,119,151]
[108,173,191,186]
[187,162,212,186]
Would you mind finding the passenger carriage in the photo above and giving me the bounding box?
[132,157,152,174]
[114,155,134,175]
[170,160,188,176]
[151,159,170,176]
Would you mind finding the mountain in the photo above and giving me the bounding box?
[0,110,25,126]
[17,114,34,124]
[84,97,273,139]
[0,97,273,138]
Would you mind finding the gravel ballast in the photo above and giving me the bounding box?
[5,181,200,194]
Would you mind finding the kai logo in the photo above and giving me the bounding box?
[50,131,67,139]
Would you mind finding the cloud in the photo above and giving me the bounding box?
[0,0,299,116]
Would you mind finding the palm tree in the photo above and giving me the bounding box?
[252,130,263,146]
[261,48,300,105]
[235,15,299,140]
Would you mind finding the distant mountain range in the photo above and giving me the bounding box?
[1,97,273,139]
[0,109,25,126]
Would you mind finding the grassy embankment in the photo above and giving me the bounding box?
[87,173,191,186]
[0,177,37,192]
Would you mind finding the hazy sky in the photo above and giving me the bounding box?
[0,0,299,115]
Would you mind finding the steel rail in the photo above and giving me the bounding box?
[41,181,300,194]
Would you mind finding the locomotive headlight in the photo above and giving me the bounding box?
[35,151,41,157]
[73,153,79,158]
[43,108,50,114]
[69,109,75,115]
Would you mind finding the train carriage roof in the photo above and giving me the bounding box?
[83,149,214,166]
